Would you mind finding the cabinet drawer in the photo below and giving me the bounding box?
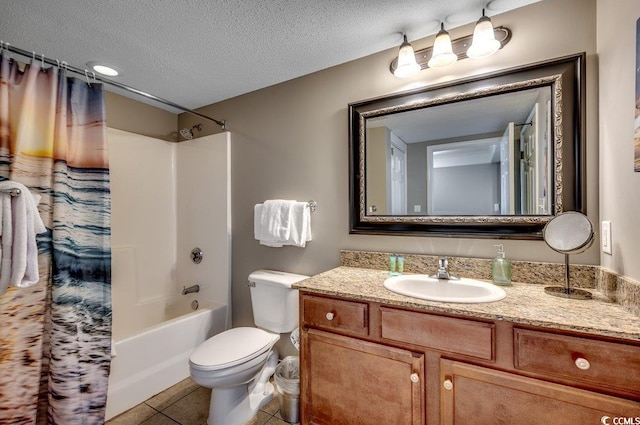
[302,295,369,336]
[381,307,494,360]
[514,328,640,396]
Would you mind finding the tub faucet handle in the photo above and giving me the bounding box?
[190,247,203,264]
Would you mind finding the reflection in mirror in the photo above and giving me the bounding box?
[349,54,586,238]
[365,86,552,217]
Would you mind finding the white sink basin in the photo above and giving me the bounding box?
[383,275,506,303]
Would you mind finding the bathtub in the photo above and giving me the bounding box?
[105,303,228,420]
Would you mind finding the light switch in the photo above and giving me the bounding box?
[601,221,612,255]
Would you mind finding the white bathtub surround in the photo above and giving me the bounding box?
[106,129,232,419]
[176,132,232,329]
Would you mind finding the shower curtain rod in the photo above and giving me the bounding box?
[2,42,226,130]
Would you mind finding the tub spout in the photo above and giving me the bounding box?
[182,284,200,295]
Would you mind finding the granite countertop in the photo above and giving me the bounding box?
[293,266,640,342]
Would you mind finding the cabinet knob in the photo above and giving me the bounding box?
[574,357,591,370]
[410,373,420,383]
[443,379,453,390]
[325,312,335,321]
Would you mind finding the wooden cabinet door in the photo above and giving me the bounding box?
[301,328,425,425]
[440,359,640,425]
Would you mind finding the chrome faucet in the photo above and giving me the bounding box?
[432,257,456,280]
[182,284,200,295]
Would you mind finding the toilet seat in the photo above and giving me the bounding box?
[189,327,277,371]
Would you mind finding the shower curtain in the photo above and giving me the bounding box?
[0,54,111,425]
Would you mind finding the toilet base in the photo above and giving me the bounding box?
[206,350,279,425]
[207,382,275,425]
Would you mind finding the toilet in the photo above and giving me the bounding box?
[189,269,308,425]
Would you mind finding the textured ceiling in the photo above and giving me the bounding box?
[2,0,540,112]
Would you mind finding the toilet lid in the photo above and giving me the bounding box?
[189,327,277,371]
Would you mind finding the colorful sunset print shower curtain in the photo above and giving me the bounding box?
[0,54,111,424]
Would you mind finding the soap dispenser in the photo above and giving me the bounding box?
[491,244,512,286]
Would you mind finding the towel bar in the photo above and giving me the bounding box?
[0,188,21,197]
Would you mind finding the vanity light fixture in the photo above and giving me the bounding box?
[467,9,501,59]
[393,34,421,78]
[389,25,511,77]
[86,61,121,77]
[427,23,458,68]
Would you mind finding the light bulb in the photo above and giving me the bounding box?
[428,23,458,68]
[394,35,421,78]
[467,10,501,59]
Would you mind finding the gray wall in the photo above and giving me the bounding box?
[179,0,600,327]
[105,92,178,142]
[406,142,427,214]
[431,164,499,215]
[597,0,640,280]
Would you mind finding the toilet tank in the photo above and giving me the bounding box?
[248,269,308,333]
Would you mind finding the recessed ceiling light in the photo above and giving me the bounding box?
[87,61,122,77]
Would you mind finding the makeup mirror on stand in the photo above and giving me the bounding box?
[542,211,594,300]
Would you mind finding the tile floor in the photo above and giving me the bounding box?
[105,378,297,425]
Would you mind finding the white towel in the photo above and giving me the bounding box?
[0,181,47,295]
[0,192,12,293]
[254,204,283,247]
[0,192,4,237]
[287,201,312,247]
[21,193,45,287]
[254,200,312,247]
[260,199,294,242]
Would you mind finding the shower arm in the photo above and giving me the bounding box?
[2,42,227,130]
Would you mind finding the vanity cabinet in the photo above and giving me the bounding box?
[299,293,640,425]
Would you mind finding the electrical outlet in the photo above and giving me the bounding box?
[601,221,612,255]
[413,205,421,213]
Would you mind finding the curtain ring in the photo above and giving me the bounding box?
[84,69,92,87]
[41,54,46,71]
[92,71,97,84]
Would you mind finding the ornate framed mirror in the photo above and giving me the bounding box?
[349,54,585,239]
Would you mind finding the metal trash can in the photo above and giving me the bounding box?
[274,356,300,423]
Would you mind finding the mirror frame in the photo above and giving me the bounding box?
[349,53,586,239]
